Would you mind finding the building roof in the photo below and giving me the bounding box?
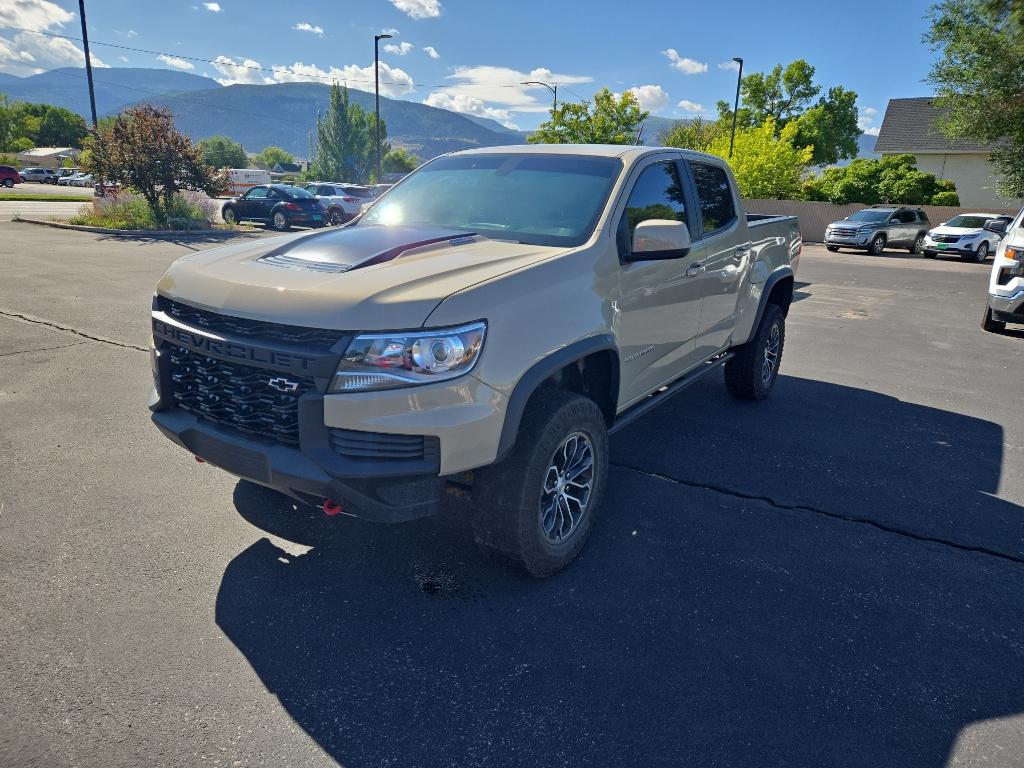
[874,97,997,154]
[272,162,302,173]
[18,147,79,156]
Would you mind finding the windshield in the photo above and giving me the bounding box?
[359,153,623,247]
[847,210,891,222]
[945,215,990,229]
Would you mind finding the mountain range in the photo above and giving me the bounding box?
[0,67,877,162]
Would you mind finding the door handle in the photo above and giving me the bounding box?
[735,243,751,257]
[686,262,706,277]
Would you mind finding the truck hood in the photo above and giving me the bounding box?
[156,224,563,330]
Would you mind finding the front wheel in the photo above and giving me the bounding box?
[2,179,12,188]
[222,207,238,225]
[725,303,786,401]
[326,207,345,226]
[826,245,839,252]
[868,234,886,256]
[271,210,290,231]
[975,241,990,263]
[982,304,1006,333]
[471,389,608,577]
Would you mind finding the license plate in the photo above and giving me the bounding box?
[311,214,322,222]
[936,243,947,249]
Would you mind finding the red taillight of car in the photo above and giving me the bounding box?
[342,196,359,203]
[284,202,302,211]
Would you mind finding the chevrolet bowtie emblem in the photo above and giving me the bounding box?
[267,377,299,393]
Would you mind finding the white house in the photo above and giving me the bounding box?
[874,97,1021,209]
[15,146,81,170]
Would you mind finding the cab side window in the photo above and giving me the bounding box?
[690,162,736,235]
[618,162,687,256]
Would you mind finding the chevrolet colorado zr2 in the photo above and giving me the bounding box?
[149,144,801,576]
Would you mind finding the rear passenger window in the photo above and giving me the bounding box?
[622,162,687,240]
[690,162,736,235]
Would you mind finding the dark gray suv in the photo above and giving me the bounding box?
[824,206,931,255]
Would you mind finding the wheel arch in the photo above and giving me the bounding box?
[495,335,619,463]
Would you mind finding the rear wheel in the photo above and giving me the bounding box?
[982,304,1006,333]
[471,389,608,577]
[271,210,290,231]
[725,303,785,401]
[909,233,924,254]
[868,234,886,255]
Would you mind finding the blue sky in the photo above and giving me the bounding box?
[1,0,939,134]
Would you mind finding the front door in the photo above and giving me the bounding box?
[239,187,268,220]
[616,158,706,405]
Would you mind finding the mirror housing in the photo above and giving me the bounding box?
[628,219,692,261]
[984,218,1008,234]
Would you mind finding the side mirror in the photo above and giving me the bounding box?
[628,219,692,261]
[984,219,1008,234]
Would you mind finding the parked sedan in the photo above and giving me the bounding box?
[70,173,94,187]
[221,184,325,231]
[923,213,1013,262]
[60,172,88,186]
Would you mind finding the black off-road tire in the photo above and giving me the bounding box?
[982,304,1006,333]
[868,234,886,255]
[471,389,608,578]
[725,303,786,401]
[826,245,839,252]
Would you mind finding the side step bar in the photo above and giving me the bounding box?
[609,352,733,435]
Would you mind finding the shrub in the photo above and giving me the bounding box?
[930,190,961,206]
[68,192,213,230]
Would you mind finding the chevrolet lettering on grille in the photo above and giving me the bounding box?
[152,317,316,372]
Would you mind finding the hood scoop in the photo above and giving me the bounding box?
[257,225,477,274]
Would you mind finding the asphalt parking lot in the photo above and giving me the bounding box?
[2,221,1024,767]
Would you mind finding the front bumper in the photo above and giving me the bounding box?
[989,288,1024,322]
[824,232,872,248]
[923,239,979,256]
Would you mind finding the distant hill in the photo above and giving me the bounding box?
[115,81,525,161]
[461,114,522,136]
[0,67,220,116]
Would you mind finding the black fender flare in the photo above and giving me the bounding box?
[746,266,794,344]
[494,334,618,463]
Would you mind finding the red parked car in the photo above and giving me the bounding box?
[0,165,22,188]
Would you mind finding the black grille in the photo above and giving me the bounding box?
[831,227,858,237]
[159,298,344,350]
[169,345,314,444]
[935,235,961,244]
[329,428,436,462]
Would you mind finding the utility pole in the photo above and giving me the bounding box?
[374,33,392,183]
[729,57,744,159]
[78,0,103,195]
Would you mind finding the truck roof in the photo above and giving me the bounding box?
[451,143,690,161]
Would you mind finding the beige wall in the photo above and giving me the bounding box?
[886,151,1022,210]
[744,199,1021,242]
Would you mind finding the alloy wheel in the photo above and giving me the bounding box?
[539,432,595,545]
[762,322,781,386]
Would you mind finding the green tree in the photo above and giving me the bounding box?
[0,95,14,151]
[252,145,295,170]
[198,134,247,169]
[706,120,813,200]
[661,116,727,152]
[84,104,224,224]
[308,83,384,183]
[718,60,861,165]
[802,154,958,204]
[926,0,1024,196]
[382,147,418,174]
[37,106,88,148]
[529,88,648,145]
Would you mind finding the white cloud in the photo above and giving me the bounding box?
[423,45,439,59]
[118,55,129,63]
[439,65,592,115]
[157,54,195,71]
[380,28,400,36]
[203,2,221,11]
[0,0,107,76]
[293,22,324,37]
[424,92,518,129]
[858,106,880,136]
[390,0,441,18]
[115,29,138,38]
[383,41,414,55]
[676,99,703,113]
[626,84,668,112]
[211,54,265,85]
[717,60,741,72]
[663,49,707,75]
[268,60,414,97]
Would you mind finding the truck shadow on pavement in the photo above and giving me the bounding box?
[218,375,1024,767]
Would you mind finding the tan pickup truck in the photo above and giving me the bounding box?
[150,144,800,576]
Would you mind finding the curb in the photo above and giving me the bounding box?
[12,217,262,239]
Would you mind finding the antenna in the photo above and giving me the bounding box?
[634,121,645,145]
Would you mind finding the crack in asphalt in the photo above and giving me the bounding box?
[612,461,1024,567]
[0,308,146,352]
[0,341,87,357]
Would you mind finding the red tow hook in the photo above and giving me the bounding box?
[323,498,342,516]
[195,456,205,463]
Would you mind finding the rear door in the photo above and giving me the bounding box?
[615,156,707,404]
[685,159,749,358]
[890,210,915,244]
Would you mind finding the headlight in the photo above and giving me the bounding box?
[329,321,486,393]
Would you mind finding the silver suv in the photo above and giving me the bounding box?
[825,206,931,255]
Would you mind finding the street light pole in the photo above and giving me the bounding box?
[729,57,743,159]
[521,80,558,110]
[374,33,392,183]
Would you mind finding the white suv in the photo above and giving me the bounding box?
[924,213,1013,262]
[982,211,1024,332]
